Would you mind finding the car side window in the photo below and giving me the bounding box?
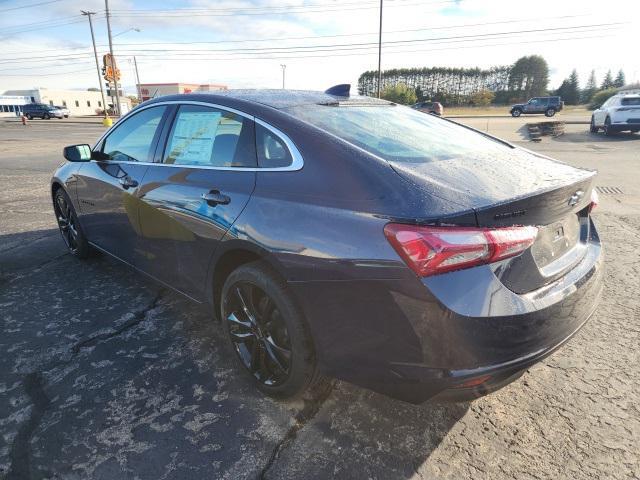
[164,105,256,168]
[102,106,166,163]
[255,123,293,168]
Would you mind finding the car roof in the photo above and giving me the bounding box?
[144,89,391,110]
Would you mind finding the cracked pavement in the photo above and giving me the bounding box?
[1,119,639,479]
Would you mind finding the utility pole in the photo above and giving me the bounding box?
[105,0,121,116]
[133,56,142,102]
[81,10,108,118]
[280,64,286,89]
[377,0,383,98]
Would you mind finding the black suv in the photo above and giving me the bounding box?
[22,103,64,120]
[510,96,563,117]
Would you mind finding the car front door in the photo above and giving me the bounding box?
[75,105,168,264]
[135,103,257,299]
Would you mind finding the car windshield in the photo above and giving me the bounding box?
[283,104,511,163]
[621,97,640,106]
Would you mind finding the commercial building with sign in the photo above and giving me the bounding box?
[138,83,228,101]
[0,88,131,116]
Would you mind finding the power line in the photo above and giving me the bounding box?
[0,22,623,65]
[0,13,595,55]
[108,0,444,18]
[109,0,447,14]
[0,0,62,13]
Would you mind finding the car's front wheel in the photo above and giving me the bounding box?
[221,261,328,399]
[511,109,522,117]
[43,113,51,120]
[53,189,90,259]
[25,114,33,120]
[590,116,598,133]
[545,108,556,117]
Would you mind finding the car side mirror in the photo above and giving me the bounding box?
[63,144,92,162]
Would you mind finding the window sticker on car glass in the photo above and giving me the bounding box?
[167,111,221,165]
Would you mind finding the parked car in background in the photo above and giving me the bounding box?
[23,103,64,120]
[590,94,640,135]
[510,96,564,117]
[411,101,443,116]
[55,105,70,118]
[51,87,602,404]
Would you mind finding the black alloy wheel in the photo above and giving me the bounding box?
[43,113,50,119]
[511,109,522,117]
[221,261,328,399]
[225,281,292,386]
[53,189,90,258]
[545,108,556,117]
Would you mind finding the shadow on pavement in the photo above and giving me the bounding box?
[554,130,640,143]
[1,228,468,479]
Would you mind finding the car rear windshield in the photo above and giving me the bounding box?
[283,104,511,163]
[621,98,640,106]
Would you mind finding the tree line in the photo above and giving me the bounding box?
[358,55,629,107]
[555,69,626,107]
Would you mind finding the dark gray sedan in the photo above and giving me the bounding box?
[51,86,603,403]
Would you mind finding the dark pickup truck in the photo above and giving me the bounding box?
[511,96,564,117]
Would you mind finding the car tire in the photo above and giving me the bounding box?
[25,114,33,120]
[43,113,50,120]
[53,189,90,259]
[590,117,598,133]
[545,108,556,117]
[604,117,614,136]
[221,261,330,400]
[511,109,522,117]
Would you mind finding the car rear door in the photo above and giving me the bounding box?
[135,103,257,300]
[75,105,168,265]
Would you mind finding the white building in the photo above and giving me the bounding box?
[0,88,131,116]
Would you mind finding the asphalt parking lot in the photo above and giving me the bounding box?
[1,116,639,480]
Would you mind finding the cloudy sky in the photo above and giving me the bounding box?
[1,0,638,95]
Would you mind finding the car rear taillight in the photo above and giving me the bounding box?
[589,189,599,213]
[384,224,538,277]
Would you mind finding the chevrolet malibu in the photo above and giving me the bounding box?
[51,86,603,403]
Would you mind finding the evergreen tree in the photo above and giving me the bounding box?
[508,55,549,100]
[614,69,626,88]
[601,70,614,89]
[581,70,597,103]
[556,70,580,105]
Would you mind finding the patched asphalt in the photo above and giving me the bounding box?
[1,119,638,479]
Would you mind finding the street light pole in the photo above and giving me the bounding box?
[105,0,121,116]
[280,64,286,89]
[133,56,142,102]
[377,0,383,98]
[81,10,108,118]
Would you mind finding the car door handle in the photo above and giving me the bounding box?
[202,191,230,206]
[119,176,138,189]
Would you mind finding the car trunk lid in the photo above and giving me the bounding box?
[388,146,596,293]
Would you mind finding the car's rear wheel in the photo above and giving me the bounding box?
[545,108,556,117]
[221,261,328,399]
[590,116,598,133]
[53,189,90,259]
[26,114,32,120]
[511,109,522,117]
[604,117,614,136]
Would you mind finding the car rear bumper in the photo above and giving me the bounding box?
[289,220,603,404]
